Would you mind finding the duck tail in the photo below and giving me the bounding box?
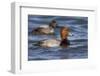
[32,41,43,46]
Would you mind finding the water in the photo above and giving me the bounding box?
[28,15,88,61]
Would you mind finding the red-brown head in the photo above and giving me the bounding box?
[60,26,70,40]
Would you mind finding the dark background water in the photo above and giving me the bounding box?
[28,15,88,61]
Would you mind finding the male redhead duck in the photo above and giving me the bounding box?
[36,26,70,47]
[32,20,57,35]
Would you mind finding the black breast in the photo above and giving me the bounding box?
[60,39,70,46]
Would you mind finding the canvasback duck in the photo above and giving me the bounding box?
[36,27,70,47]
[32,20,57,35]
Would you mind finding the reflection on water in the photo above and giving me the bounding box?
[28,15,88,61]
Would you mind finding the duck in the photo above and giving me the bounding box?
[35,26,70,47]
[32,20,57,35]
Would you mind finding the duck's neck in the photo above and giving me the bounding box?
[49,26,53,30]
[60,38,70,47]
[49,23,55,29]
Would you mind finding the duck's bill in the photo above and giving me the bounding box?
[69,32,73,36]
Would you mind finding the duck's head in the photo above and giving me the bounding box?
[60,27,70,47]
[60,27,70,39]
[49,20,57,29]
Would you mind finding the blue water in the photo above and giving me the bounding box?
[28,15,88,61]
